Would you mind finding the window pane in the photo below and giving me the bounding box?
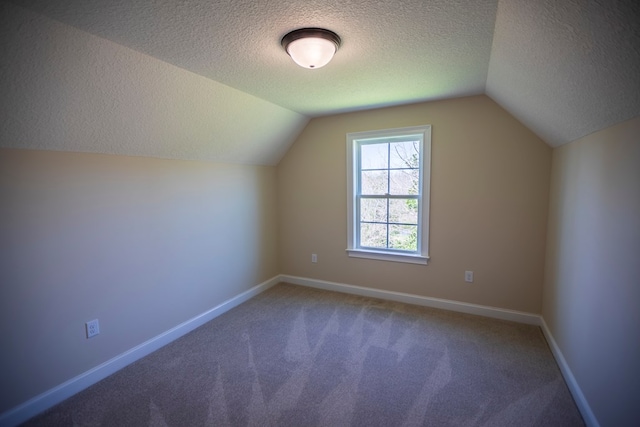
[360,223,387,248]
[389,169,419,195]
[389,140,419,169]
[361,170,388,194]
[389,198,418,224]
[361,143,388,169]
[360,198,387,222]
[389,225,418,251]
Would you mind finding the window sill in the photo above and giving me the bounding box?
[346,249,429,265]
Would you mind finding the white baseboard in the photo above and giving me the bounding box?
[3,275,599,427]
[539,318,600,427]
[0,275,280,427]
[280,275,542,325]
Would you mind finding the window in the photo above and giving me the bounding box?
[346,125,431,264]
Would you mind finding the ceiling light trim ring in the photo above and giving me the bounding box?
[281,28,341,51]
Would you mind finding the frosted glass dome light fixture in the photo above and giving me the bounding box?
[281,28,341,69]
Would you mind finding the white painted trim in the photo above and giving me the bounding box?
[346,248,429,265]
[0,275,281,427]
[539,318,600,427]
[280,275,541,325]
[346,125,432,262]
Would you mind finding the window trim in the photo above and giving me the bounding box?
[346,125,431,264]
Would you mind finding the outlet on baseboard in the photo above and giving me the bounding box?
[464,271,474,283]
[86,319,100,338]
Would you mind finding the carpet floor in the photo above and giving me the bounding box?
[23,283,584,426]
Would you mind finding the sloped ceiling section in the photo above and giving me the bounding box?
[6,0,499,116]
[0,2,308,165]
[3,0,640,157]
[487,0,640,146]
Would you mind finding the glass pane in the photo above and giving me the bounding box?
[361,143,388,170]
[389,140,419,169]
[361,170,388,195]
[360,223,387,249]
[389,169,419,195]
[389,225,418,251]
[360,198,387,223]
[389,199,418,224]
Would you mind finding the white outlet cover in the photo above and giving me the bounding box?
[465,271,474,283]
[86,319,100,338]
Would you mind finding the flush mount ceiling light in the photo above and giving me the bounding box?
[281,28,341,69]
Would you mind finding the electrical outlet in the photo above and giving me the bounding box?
[86,319,100,338]
[465,271,474,283]
[311,253,318,263]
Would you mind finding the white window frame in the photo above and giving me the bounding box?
[346,125,431,265]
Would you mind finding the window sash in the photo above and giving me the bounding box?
[355,138,423,254]
[356,195,420,250]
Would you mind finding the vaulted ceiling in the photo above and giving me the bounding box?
[4,0,640,160]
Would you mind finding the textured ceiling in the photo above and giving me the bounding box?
[8,0,498,116]
[5,0,640,149]
[487,0,640,146]
[1,2,308,165]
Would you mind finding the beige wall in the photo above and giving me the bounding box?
[0,149,279,413]
[543,116,640,427]
[277,95,551,313]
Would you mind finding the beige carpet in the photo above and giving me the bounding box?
[23,283,584,426]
